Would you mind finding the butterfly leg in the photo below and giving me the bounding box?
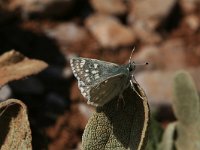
[130,75,144,99]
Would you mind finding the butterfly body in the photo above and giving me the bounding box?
[70,57,136,107]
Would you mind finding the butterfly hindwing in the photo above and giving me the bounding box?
[88,73,128,106]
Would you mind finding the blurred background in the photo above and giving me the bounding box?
[0,0,200,149]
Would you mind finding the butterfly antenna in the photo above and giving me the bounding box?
[134,62,149,66]
[129,47,135,64]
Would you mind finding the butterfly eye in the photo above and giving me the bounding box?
[129,66,133,72]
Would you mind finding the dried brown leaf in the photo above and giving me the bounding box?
[0,50,48,87]
[0,99,32,150]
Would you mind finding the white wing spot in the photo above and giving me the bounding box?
[94,64,98,68]
[80,87,84,92]
[84,74,89,77]
[82,92,87,97]
[78,81,85,87]
[80,60,86,68]
[76,68,80,72]
[80,64,84,68]
[91,70,99,74]
[94,74,100,79]
[81,59,86,64]
[70,60,74,66]
[76,65,80,69]
[104,80,108,83]
[85,70,89,72]
[86,77,91,82]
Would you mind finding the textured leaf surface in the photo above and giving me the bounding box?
[158,122,176,150]
[173,71,200,150]
[0,99,32,150]
[173,70,200,125]
[82,82,150,150]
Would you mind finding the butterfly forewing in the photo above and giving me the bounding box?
[70,57,128,105]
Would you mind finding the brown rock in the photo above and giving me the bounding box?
[136,70,174,106]
[180,0,200,13]
[46,102,93,150]
[69,103,93,129]
[0,85,12,101]
[0,0,23,11]
[45,23,89,46]
[46,111,81,150]
[0,0,75,19]
[85,14,135,48]
[22,0,75,18]
[45,22,99,55]
[136,68,200,106]
[131,21,162,44]
[134,39,187,71]
[128,0,176,43]
[90,0,127,15]
[184,14,200,31]
[128,0,177,26]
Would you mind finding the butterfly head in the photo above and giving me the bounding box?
[128,47,148,73]
[128,61,136,72]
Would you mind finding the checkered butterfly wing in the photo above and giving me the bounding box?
[70,57,128,106]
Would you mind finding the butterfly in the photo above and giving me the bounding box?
[70,49,148,107]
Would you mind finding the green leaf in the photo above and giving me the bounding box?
[82,83,150,150]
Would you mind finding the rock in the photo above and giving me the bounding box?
[46,112,80,150]
[85,14,135,48]
[184,14,200,31]
[22,0,75,18]
[45,23,89,46]
[62,66,73,79]
[0,0,21,22]
[136,70,174,106]
[131,21,162,44]
[128,0,177,43]
[180,0,200,13]
[136,68,200,106]
[128,0,177,27]
[133,45,163,71]
[46,103,92,149]
[0,85,12,101]
[134,39,187,71]
[90,0,127,15]
[0,0,75,19]
[69,103,93,129]
[45,22,99,54]
[77,103,94,120]
[158,39,187,70]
